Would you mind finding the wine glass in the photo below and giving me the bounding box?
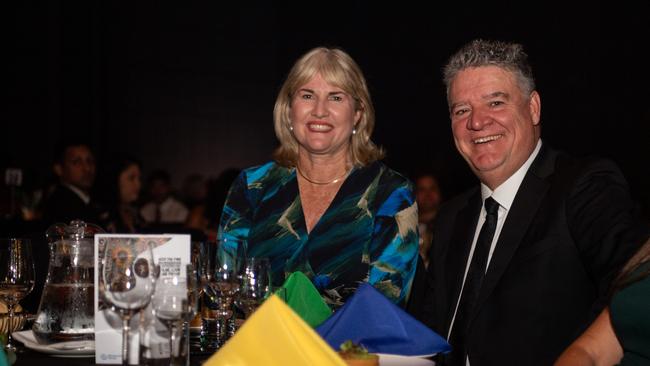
[152,264,198,366]
[236,257,271,320]
[189,240,214,351]
[202,238,245,348]
[0,238,35,352]
[101,238,157,366]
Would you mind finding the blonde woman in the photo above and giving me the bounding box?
[217,47,418,308]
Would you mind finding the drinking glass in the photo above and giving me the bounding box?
[202,238,245,349]
[190,240,213,352]
[236,257,271,320]
[152,264,198,366]
[101,239,157,366]
[0,238,35,352]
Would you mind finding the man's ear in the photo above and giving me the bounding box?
[529,90,541,126]
[53,163,63,178]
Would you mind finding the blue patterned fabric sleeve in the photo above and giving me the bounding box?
[368,175,419,306]
[218,169,253,243]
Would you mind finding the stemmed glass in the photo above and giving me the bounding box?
[236,257,271,320]
[101,239,157,366]
[190,240,213,352]
[202,238,245,349]
[0,238,35,352]
[152,264,199,366]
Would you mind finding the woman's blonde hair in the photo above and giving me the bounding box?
[272,47,384,167]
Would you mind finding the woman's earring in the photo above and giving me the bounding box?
[352,129,357,135]
[289,125,294,131]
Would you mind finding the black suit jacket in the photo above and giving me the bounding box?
[409,145,648,365]
[42,184,101,226]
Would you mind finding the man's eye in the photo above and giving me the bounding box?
[490,101,504,107]
[454,108,468,116]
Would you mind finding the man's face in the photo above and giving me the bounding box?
[149,179,170,203]
[448,66,541,189]
[415,176,441,213]
[55,145,96,192]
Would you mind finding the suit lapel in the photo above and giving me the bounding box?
[470,146,557,323]
[444,190,481,332]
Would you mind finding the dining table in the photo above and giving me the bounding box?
[12,347,438,366]
[10,345,213,366]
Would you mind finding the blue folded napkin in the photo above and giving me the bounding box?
[316,283,451,356]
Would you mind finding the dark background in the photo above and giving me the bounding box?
[7,2,650,216]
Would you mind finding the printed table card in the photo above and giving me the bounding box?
[94,234,191,364]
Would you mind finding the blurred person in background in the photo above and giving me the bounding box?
[181,173,208,210]
[140,169,188,226]
[186,168,240,242]
[217,47,419,308]
[413,170,443,268]
[41,139,102,225]
[96,153,143,233]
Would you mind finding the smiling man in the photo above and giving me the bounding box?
[409,39,649,366]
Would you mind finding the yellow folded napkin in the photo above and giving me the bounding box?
[281,271,332,327]
[204,295,346,366]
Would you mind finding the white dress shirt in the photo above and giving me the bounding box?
[140,196,189,224]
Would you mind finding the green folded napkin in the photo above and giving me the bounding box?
[280,271,332,327]
[0,347,8,366]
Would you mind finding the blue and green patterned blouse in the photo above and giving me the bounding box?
[217,160,419,308]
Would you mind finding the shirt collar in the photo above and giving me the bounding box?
[481,139,542,210]
[63,183,91,205]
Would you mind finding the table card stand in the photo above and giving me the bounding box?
[94,234,191,364]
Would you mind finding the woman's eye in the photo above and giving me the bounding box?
[301,94,313,100]
[329,95,343,102]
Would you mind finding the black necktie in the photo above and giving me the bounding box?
[448,197,499,365]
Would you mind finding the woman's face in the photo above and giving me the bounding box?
[289,72,361,160]
[119,164,141,204]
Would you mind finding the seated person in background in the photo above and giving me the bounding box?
[96,153,143,233]
[555,237,650,365]
[413,171,442,268]
[186,168,240,242]
[41,139,102,225]
[217,47,419,308]
[409,39,649,365]
[181,173,208,210]
[140,169,188,225]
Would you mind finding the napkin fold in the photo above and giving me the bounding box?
[204,295,346,366]
[281,271,332,327]
[316,283,451,356]
[0,348,7,366]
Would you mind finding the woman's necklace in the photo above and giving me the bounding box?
[296,166,351,185]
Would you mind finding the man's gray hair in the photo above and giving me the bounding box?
[443,39,536,98]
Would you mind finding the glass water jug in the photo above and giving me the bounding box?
[32,220,104,343]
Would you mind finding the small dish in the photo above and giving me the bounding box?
[12,330,95,357]
[377,354,435,366]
